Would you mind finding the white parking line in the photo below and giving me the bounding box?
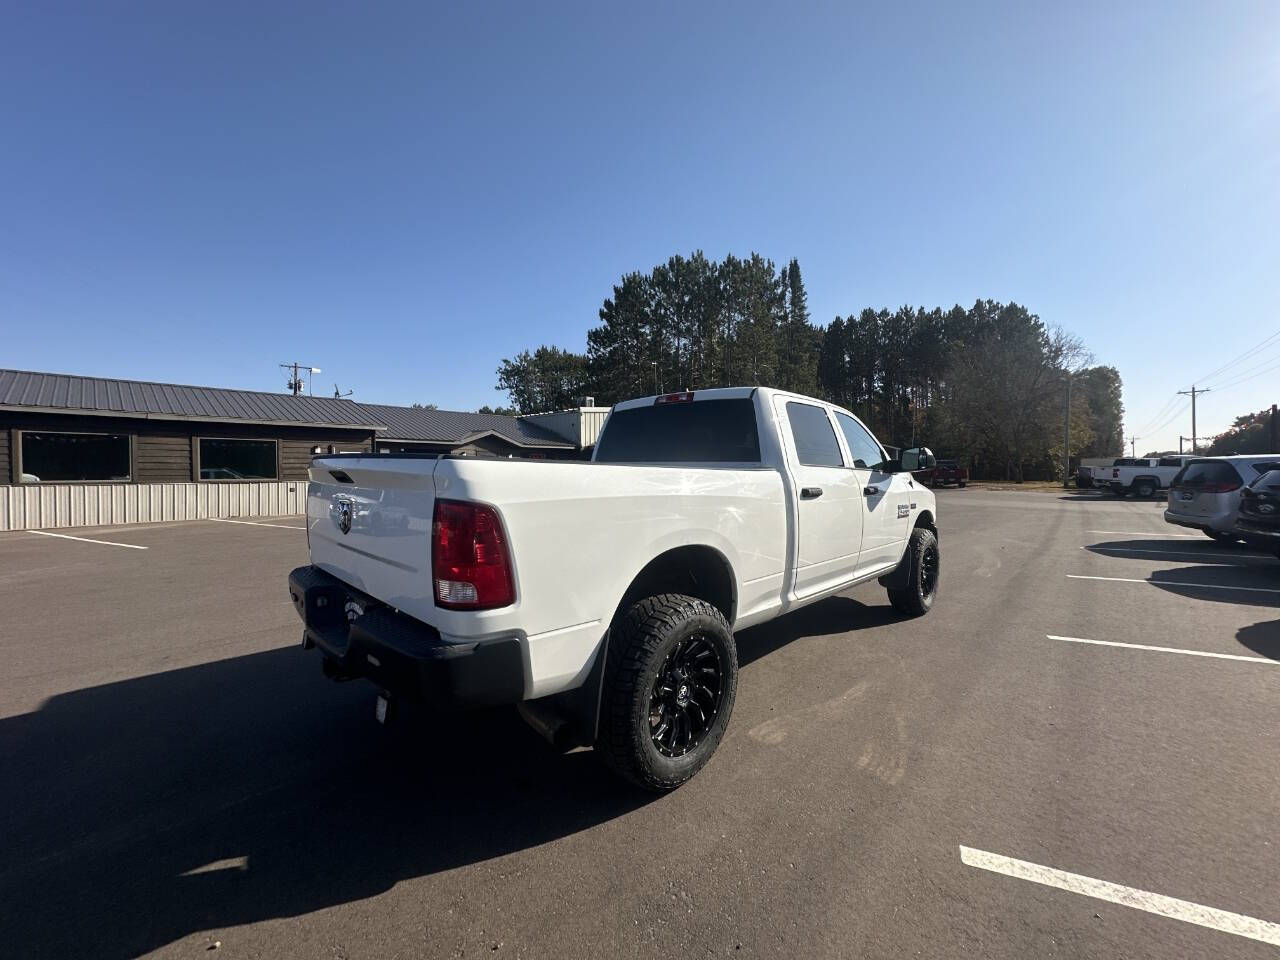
[1044,634,1277,665]
[1083,546,1269,560]
[1086,529,1202,538]
[207,518,305,531]
[959,846,1280,946]
[1067,574,1280,594]
[28,530,147,550]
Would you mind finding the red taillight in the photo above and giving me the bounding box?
[1199,482,1240,494]
[432,499,515,610]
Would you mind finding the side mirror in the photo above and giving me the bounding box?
[899,447,936,472]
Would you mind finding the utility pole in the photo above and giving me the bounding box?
[1272,403,1278,452]
[1062,372,1072,488]
[1177,385,1210,454]
[280,362,321,396]
[1127,435,1139,457]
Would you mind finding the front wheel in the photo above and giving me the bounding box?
[888,527,940,617]
[598,594,738,792]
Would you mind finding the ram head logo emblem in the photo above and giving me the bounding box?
[337,499,353,535]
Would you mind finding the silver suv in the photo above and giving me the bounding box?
[1164,455,1280,541]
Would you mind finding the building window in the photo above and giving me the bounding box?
[20,432,131,483]
[198,438,277,480]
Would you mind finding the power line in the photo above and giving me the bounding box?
[1194,328,1280,386]
[1211,356,1280,393]
[1146,399,1190,437]
[1135,393,1183,435]
[1204,348,1280,391]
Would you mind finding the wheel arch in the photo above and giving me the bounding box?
[611,544,737,629]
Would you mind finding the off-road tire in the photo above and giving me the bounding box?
[888,527,940,617]
[598,593,738,792]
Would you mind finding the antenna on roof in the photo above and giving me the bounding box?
[333,383,353,399]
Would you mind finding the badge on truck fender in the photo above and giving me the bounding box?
[897,504,910,519]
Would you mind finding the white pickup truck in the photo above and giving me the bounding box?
[288,387,939,790]
[1106,455,1197,498]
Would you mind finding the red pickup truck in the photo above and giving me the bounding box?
[915,459,968,488]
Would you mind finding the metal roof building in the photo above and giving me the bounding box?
[356,403,575,453]
[0,369,384,429]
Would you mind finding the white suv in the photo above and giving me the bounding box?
[1164,454,1280,541]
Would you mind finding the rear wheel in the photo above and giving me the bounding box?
[888,527,939,617]
[1134,480,1157,498]
[598,593,738,792]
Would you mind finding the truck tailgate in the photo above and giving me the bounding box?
[306,456,438,623]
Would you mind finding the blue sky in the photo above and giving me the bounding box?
[1,1,1276,452]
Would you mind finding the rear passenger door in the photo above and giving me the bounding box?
[776,399,865,600]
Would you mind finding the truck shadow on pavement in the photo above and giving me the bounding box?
[1237,620,1280,660]
[0,595,889,960]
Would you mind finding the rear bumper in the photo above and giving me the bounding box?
[1235,517,1280,541]
[287,565,525,707]
[1163,508,1233,534]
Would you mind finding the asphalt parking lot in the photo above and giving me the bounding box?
[2,494,1278,959]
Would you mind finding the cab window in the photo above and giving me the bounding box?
[785,402,843,467]
[834,413,887,469]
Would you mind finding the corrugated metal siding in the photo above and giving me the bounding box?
[0,480,308,531]
[521,408,611,447]
[579,409,609,447]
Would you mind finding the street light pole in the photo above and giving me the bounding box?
[1062,372,1072,488]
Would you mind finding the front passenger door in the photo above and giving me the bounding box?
[834,412,912,575]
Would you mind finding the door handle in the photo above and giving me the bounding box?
[800,487,823,500]
[863,485,881,497]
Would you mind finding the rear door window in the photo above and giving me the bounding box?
[786,402,844,467]
[593,398,761,463]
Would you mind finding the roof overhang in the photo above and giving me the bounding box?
[0,404,388,432]
[455,429,574,450]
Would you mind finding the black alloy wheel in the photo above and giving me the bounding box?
[920,539,940,597]
[648,633,725,758]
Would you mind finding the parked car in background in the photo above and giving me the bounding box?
[1234,464,1280,558]
[1078,457,1142,489]
[1164,455,1280,541]
[930,459,968,488]
[1108,455,1197,498]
